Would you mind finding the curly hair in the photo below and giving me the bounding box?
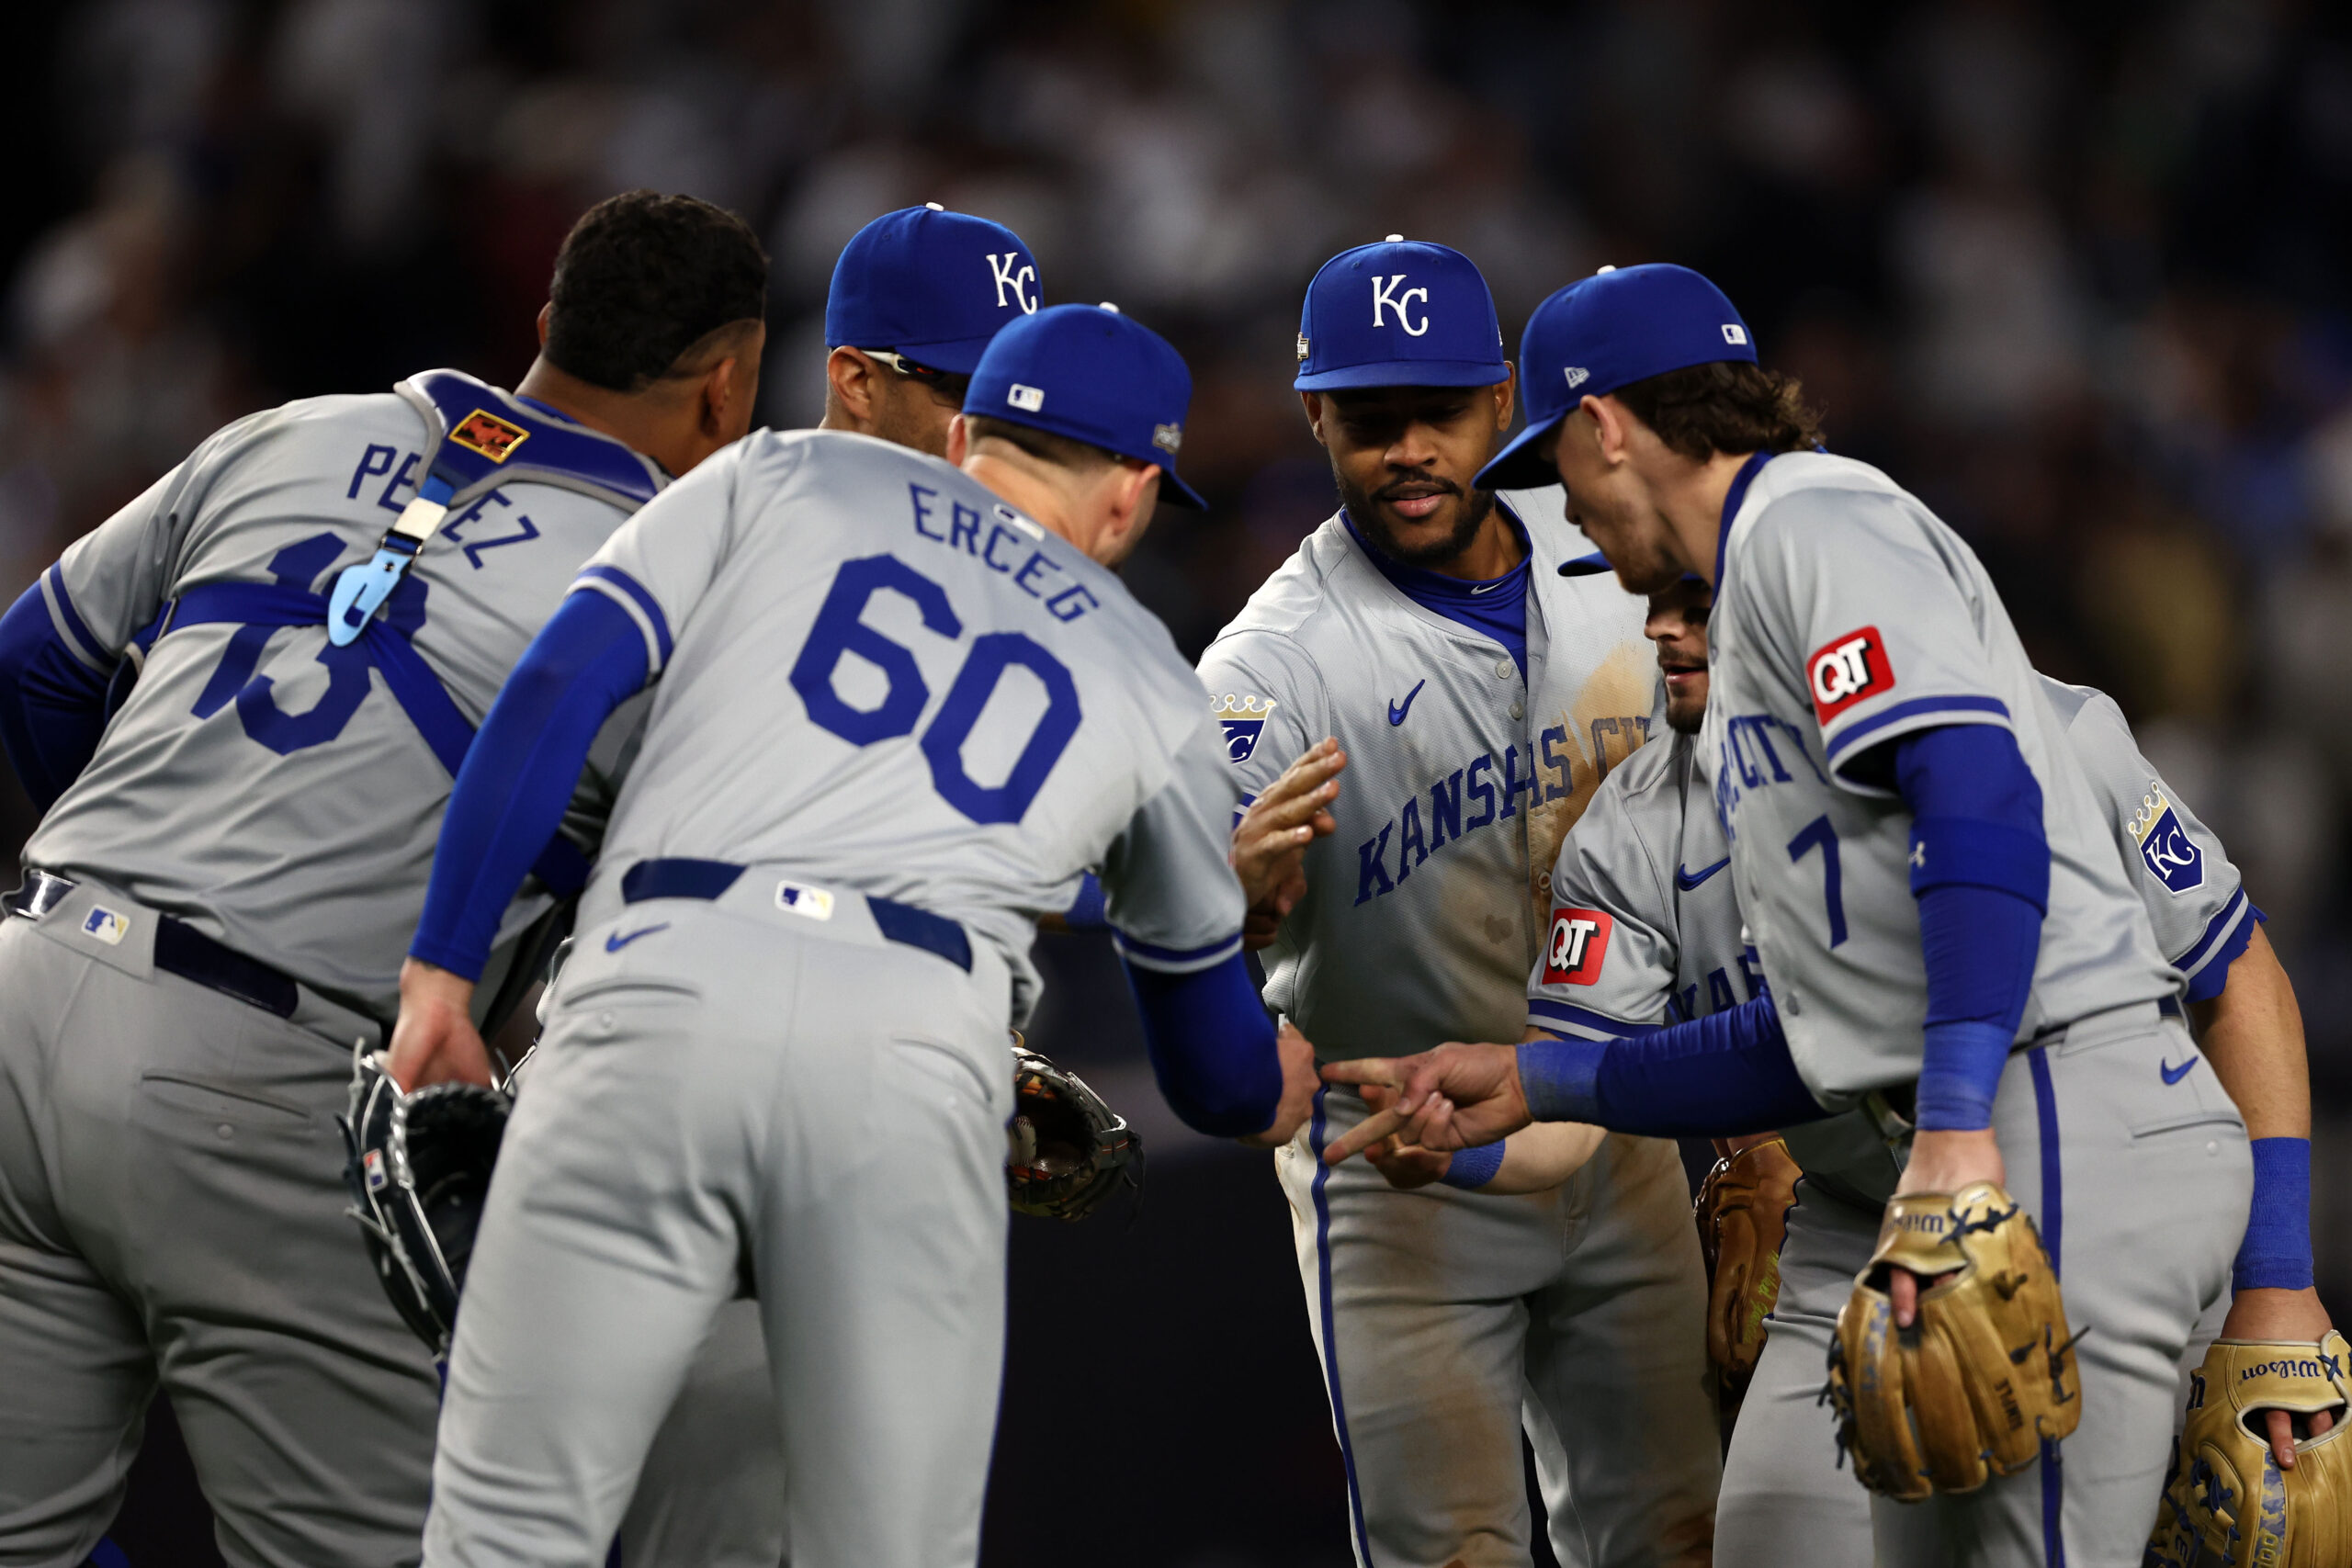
[1611,360,1826,460]
[542,191,769,392]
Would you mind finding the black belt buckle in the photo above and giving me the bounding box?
[3,870,77,920]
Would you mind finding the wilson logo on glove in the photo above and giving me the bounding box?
[1543,907,1612,987]
[1806,626,1893,724]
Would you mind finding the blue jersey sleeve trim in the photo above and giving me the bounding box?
[0,581,112,809]
[1119,951,1282,1136]
[2176,887,2252,978]
[1524,997,1662,1039]
[1517,991,1825,1136]
[573,565,673,669]
[42,565,108,670]
[2181,898,2260,1005]
[410,590,650,980]
[1112,929,1244,974]
[1825,694,2009,761]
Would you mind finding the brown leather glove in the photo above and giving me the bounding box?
[1694,1135,1802,1394]
[2147,1330,2352,1567]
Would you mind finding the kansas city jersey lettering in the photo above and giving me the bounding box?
[2129,784,2205,895]
[1542,907,1611,986]
[1711,711,1830,843]
[1806,626,1893,724]
[1351,727,1612,907]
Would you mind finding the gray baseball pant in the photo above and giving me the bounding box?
[423,879,1013,1568]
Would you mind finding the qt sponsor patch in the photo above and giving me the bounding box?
[1806,626,1894,725]
[1542,907,1612,987]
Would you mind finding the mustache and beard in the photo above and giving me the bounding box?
[1334,467,1498,570]
[1659,654,1707,734]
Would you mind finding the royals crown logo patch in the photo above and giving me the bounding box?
[1211,693,1276,765]
[2128,784,2205,895]
[449,409,530,463]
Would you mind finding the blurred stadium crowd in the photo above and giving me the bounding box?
[6,0,2352,1265]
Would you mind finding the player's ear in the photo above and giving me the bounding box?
[1583,394,1629,466]
[825,346,877,428]
[1493,365,1517,433]
[1300,390,1329,446]
[945,413,971,467]
[536,302,552,348]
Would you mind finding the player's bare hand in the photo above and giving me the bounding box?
[1238,1020,1319,1149]
[1318,1043,1532,1163]
[1355,1084,1453,1189]
[388,958,492,1090]
[1886,1126,2006,1328]
[2221,1286,2340,1469]
[1232,739,1345,949]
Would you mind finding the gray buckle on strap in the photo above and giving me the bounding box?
[3,870,77,920]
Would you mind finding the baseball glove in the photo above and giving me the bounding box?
[337,1044,511,1359]
[1696,1136,1802,1394]
[1006,1035,1140,1222]
[1825,1180,2082,1500]
[2146,1330,2352,1567]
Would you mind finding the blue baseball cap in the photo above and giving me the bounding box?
[966,304,1206,510]
[1294,238,1508,391]
[825,205,1041,374]
[1477,264,1757,491]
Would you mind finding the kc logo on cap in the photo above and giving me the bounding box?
[1295,238,1507,392]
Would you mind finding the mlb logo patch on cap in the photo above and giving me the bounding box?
[775,882,837,920]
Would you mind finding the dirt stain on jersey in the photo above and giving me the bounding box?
[1524,639,1659,922]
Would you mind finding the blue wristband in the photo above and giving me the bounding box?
[1517,1036,1605,1123]
[2234,1136,2315,1292]
[1440,1141,1507,1190]
[1913,1019,2015,1133]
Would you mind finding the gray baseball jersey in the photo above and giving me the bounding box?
[1195,490,1657,1058]
[1703,453,2175,1102]
[571,427,1245,1024]
[21,381,657,1021]
[1532,673,2254,1204]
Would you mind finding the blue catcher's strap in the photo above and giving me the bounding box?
[158,581,588,896]
[327,369,666,648]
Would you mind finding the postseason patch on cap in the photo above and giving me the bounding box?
[1152,422,1182,454]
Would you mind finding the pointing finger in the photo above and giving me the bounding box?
[1320,1056,1405,1089]
[1323,1105,1406,1164]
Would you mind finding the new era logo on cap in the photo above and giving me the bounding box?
[1564,367,1589,389]
[1007,384,1045,412]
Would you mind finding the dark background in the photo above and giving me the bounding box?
[6,0,2351,1563]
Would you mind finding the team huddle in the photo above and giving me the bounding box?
[0,187,2339,1568]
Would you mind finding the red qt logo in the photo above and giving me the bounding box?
[1543,908,1613,987]
[1806,626,1894,724]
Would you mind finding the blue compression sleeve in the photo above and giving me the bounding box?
[1119,951,1283,1137]
[1894,726,2050,1132]
[2235,1136,2315,1292]
[410,591,649,979]
[1441,1141,1506,1190]
[0,582,111,809]
[1515,993,1826,1137]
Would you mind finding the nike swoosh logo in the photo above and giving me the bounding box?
[2161,1055,2199,1086]
[1468,581,1506,595]
[1387,678,1428,727]
[605,922,670,953]
[1674,857,1730,891]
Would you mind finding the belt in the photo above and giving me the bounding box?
[619,858,972,974]
[4,872,300,1018]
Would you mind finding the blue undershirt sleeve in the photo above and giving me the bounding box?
[410,590,650,981]
[1515,992,1828,1137]
[1892,725,2051,1133]
[0,582,112,810]
[1119,951,1283,1137]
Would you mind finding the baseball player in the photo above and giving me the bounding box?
[1363,570,2334,1565]
[616,197,1044,1568]
[1322,263,2257,1565]
[816,203,1041,457]
[384,302,1318,1568]
[1196,239,1718,1568]
[0,192,766,1568]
